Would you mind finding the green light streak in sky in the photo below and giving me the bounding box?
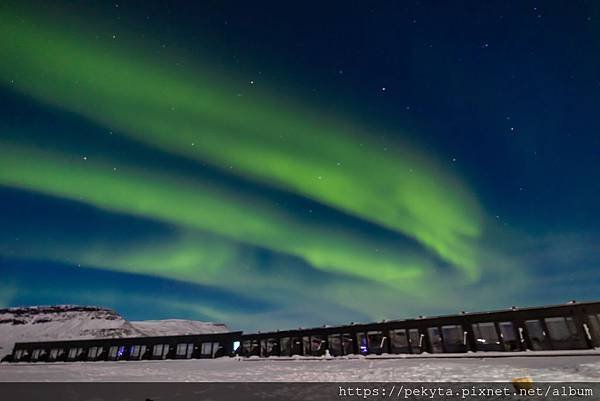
[3,223,525,325]
[0,7,483,278]
[3,220,514,323]
[4,232,425,321]
[0,141,438,289]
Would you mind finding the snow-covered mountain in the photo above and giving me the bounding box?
[131,319,229,336]
[0,305,229,359]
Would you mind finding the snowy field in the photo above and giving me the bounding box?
[1,355,600,382]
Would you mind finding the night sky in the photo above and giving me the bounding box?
[1,1,599,332]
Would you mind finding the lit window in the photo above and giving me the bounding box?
[31,349,43,360]
[108,346,119,359]
[49,348,64,360]
[176,343,193,358]
[129,345,146,359]
[211,342,221,357]
[152,344,169,358]
[201,342,212,356]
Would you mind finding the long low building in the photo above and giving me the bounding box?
[7,332,242,363]
[4,300,600,362]
[241,301,600,358]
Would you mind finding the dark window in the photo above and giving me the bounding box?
[472,322,502,351]
[442,325,466,352]
[242,340,260,357]
[341,333,354,355]
[367,331,386,354]
[310,336,326,356]
[302,336,311,356]
[545,317,569,341]
[280,337,291,357]
[525,320,549,350]
[408,329,422,353]
[588,314,600,347]
[545,317,587,349]
[327,334,342,356]
[260,339,267,357]
[291,337,303,356]
[427,327,444,353]
[266,338,279,356]
[389,329,410,354]
[499,322,519,351]
[242,340,252,356]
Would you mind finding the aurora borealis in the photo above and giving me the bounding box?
[1,1,599,330]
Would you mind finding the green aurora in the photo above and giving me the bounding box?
[0,5,483,280]
[0,2,552,327]
[0,140,439,290]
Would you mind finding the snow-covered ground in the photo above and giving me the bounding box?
[1,355,599,382]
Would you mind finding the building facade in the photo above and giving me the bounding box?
[6,301,600,363]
